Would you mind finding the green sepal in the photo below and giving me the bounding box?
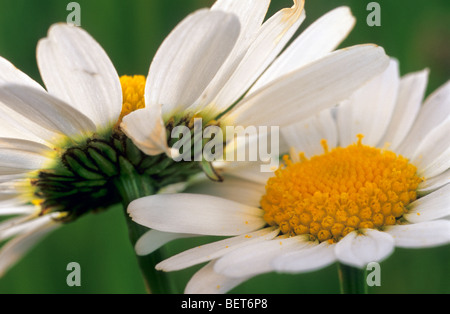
[70,179,108,189]
[36,186,79,197]
[70,148,99,171]
[87,147,118,176]
[90,188,109,199]
[144,157,174,175]
[89,141,118,162]
[118,155,137,176]
[64,155,105,180]
[200,159,223,182]
[139,155,162,170]
[37,171,76,182]
[113,136,126,155]
[125,138,143,166]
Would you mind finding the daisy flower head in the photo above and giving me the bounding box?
[128,59,450,294]
[0,24,197,277]
[0,23,123,275]
[120,0,390,176]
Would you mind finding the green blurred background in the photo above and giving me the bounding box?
[0,0,448,294]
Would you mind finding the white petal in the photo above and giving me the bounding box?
[0,109,52,145]
[0,138,53,171]
[157,181,190,194]
[0,138,51,154]
[156,227,279,272]
[0,194,27,209]
[0,205,35,216]
[0,168,31,177]
[209,0,305,112]
[335,229,395,269]
[250,6,355,92]
[380,69,429,150]
[185,260,249,294]
[121,106,169,156]
[281,110,338,158]
[0,97,60,145]
[0,56,44,90]
[0,57,50,143]
[145,10,240,116]
[0,84,96,140]
[337,59,400,147]
[190,0,270,109]
[0,219,59,277]
[0,212,54,242]
[0,180,24,192]
[0,214,35,233]
[37,24,122,129]
[273,241,337,273]
[0,174,26,183]
[226,45,389,128]
[128,193,265,236]
[0,138,52,172]
[334,98,353,149]
[135,229,197,256]
[221,127,283,173]
[405,183,450,223]
[384,220,450,248]
[411,118,450,178]
[397,80,450,158]
[0,180,28,195]
[185,175,265,207]
[212,0,269,29]
[219,162,276,185]
[418,168,450,194]
[214,235,310,278]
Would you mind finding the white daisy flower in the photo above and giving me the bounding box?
[121,0,389,175]
[0,23,125,276]
[0,24,193,278]
[128,60,450,294]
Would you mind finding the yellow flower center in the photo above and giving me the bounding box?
[261,135,423,243]
[118,75,146,123]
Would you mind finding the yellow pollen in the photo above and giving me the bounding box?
[31,199,43,207]
[118,75,146,123]
[261,136,423,243]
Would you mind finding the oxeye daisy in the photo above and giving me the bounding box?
[116,0,390,285]
[0,24,123,275]
[128,59,450,294]
[120,0,389,178]
[0,24,199,289]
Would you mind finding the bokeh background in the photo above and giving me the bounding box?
[0,0,448,294]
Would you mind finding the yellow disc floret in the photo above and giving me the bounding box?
[118,75,146,123]
[261,135,423,243]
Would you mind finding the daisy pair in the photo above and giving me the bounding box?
[129,60,450,293]
[0,0,389,279]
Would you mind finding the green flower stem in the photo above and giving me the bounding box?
[338,263,368,294]
[114,166,177,294]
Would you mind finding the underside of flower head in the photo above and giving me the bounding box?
[28,75,208,223]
